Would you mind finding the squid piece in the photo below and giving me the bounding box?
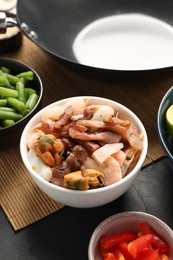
[64,169,104,190]
[28,149,52,181]
[92,142,124,163]
[90,105,115,121]
[54,105,73,129]
[69,128,121,143]
[121,147,141,177]
[41,97,87,122]
[104,116,143,150]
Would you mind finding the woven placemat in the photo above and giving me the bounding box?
[0,146,64,230]
[0,135,164,232]
[0,94,166,230]
[0,35,172,231]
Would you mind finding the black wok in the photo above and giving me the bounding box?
[2,0,173,71]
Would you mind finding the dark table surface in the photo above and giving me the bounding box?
[1,157,173,260]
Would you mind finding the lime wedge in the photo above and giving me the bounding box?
[166,104,173,135]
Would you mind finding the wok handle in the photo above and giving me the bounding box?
[0,12,18,33]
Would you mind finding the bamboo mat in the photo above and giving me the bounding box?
[1,35,173,231]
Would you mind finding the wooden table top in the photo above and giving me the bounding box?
[1,34,173,230]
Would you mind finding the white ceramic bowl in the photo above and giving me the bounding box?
[20,96,148,208]
[88,211,173,260]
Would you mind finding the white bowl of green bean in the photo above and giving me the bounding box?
[0,58,43,150]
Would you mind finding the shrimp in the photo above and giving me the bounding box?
[103,156,122,185]
[84,156,122,186]
[112,149,126,167]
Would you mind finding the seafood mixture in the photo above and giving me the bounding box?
[27,98,143,190]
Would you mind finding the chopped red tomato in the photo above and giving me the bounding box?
[151,236,169,254]
[102,252,118,260]
[118,242,134,260]
[114,249,126,260]
[138,222,169,254]
[147,249,160,260]
[160,254,170,260]
[136,247,152,259]
[137,222,152,234]
[99,221,170,260]
[139,249,160,260]
[128,234,154,258]
[100,231,137,250]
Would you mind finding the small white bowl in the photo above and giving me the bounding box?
[20,96,148,208]
[88,211,173,260]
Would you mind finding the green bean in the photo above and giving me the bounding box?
[17,71,34,81]
[26,93,38,111]
[16,81,26,103]
[1,66,10,74]
[0,87,18,98]
[1,119,15,127]
[0,110,23,121]
[7,97,26,113]
[0,107,15,112]
[5,73,20,85]
[19,77,26,85]
[24,88,36,99]
[0,75,12,88]
[0,66,39,128]
[22,108,30,116]
[0,99,7,106]
[0,69,19,85]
